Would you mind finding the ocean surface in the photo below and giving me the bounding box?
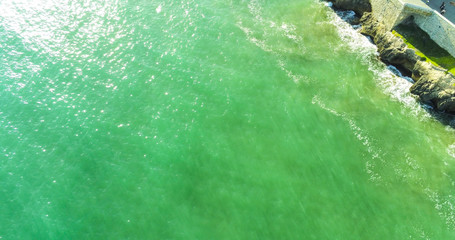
[2,0,455,239]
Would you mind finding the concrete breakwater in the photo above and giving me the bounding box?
[370,0,455,58]
[331,0,455,57]
[330,0,455,114]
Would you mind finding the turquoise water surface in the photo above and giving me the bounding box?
[2,0,455,239]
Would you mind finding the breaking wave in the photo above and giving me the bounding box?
[326,7,431,119]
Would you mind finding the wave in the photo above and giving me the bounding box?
[236,0,311,84]
[238,0,306,54]
[311,94,383,182]
[326,7,455,231]
[326,7,431,119]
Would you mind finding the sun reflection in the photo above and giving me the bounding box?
[0,0,122,57]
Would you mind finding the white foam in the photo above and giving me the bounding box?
[336,10,356,23]
[237,0,309,84]
[325,6,455,231]
[387,65,414,83]
[326,8,431,119]
[425,188,455,229]
[277,60,309,84]
[240,0,305,54]
[324,2,333,7]
[447,143,455,158]
[312,95,383,182]
[326,9,377,56]
[237,23,273,52]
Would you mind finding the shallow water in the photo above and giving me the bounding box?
[1,0,455,239]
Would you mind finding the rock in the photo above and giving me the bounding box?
[411,59,434,81]
[410,61,455,113]
[360,13,420,73]
[375,32,420,71]
[359,12,385,38]
[359,12,455,113]
[330,0,372,15]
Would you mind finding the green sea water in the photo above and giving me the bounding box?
[2,0,455,239]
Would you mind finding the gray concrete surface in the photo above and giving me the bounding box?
[420,0,455,23]
[369,0,455,56]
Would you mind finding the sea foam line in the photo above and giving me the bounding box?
[236,0,309,84]
[325,7,431,119]
[311,94,383,182]
[325,5,455,231]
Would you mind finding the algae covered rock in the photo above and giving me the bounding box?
[375,32,420,71]
[360,13,420,72]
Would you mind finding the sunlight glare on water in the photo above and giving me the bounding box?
[2,0,455,239]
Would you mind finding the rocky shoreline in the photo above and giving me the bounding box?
[329,0,455,114]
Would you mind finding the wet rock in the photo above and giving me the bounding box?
[359,12,385,37]
[330,0,372,15]
[375,32,420,71]
[359,12,455,113]
[360,13,419,73]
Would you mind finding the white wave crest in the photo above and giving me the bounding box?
[425,188,455,230]
[312,95,383,182]
[447,143,455,159]
[237,0,309,84]
[326,8,430,119]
